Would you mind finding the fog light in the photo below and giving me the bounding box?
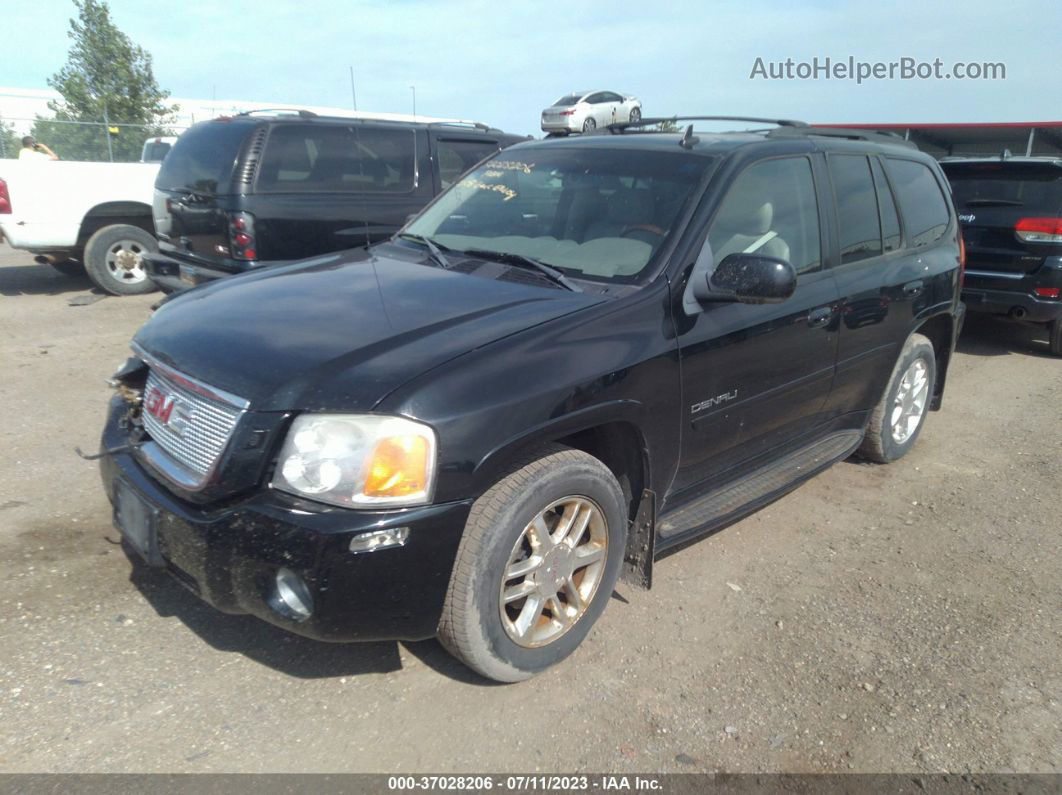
[349,526,410,554]
[269,567,314,621]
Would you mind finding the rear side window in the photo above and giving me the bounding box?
[943,162,1062,215]
[830,154,882,264]
[156,122,249,194]
[870,157,902,253]
[887,158,951,246]
[256,124,416,193]
[436,139,498,190]
[709,156,821,274]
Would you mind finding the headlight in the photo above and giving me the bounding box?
[272,414,436,508]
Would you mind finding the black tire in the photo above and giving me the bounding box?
[859,333,936,463]
[1048,318,1062,356]
[83,224,158,296]
[629,107,642,124]
[582,117,597,133]
[49,260,86,279]
[438,445,627,682]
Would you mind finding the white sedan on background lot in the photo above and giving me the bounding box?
[540,90,642,134]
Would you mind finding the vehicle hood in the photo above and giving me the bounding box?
[134,248,603,412]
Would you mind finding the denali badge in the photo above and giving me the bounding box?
[144,386,192,437]
[691,390,738,414]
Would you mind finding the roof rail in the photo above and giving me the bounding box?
[427,120,493,132]
[766,125,918,148]
[608,115,808,133]
[235,108,318,118]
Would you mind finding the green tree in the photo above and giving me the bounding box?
[31,0,177,162]
[0,120,21,159]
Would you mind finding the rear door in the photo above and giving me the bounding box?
[252,122,433,260]
[943,160,1062,275]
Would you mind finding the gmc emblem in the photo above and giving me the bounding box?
[145,387,191,436]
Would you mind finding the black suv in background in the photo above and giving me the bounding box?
[101,117,964,682]
[941,157,1062,354]
[145,111,526,291]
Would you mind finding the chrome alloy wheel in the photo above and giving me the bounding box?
[106,240,148,284]
[890,358,929,444]
[499,496,608,648]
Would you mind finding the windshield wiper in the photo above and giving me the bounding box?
[963,198,1024,207]
[461,248,581,292]
[397,232,455,269]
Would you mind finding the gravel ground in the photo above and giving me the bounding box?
[0,243,1059,774]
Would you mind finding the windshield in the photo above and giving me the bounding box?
[944,162,1062,214]
[553,94,584,107]
[404,147,712,283]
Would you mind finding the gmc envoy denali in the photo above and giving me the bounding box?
[99,117,965,682]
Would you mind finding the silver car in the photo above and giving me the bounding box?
[540,90,642,134]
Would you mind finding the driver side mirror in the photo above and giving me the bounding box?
[701,253,797,305]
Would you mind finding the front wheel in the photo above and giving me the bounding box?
[1048,318,1062,356]
[859,333,936,463]
[83,224,159,296]
[438,446,627,682]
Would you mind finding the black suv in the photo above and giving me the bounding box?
[144,110,526,292]
[941,157,1062,355]
[99,117,964,682]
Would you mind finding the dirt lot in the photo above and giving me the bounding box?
[0,242,1059,774]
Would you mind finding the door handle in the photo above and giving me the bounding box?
[903,280,924,297]
[807,306,833,328]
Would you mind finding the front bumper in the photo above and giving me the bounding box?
[100,398,470,642]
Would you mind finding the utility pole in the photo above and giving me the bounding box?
[102,101,114,162]
[410,85,417,118]
[349,66,358,111]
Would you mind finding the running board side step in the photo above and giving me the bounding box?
[658,430,863,539]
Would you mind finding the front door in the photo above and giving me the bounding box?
[672,154,839,497]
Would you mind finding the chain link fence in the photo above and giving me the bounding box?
[0,117,185,162]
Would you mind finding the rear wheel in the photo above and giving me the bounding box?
[1048,318,1062,356]
[438,445,627,682]
[859,333,936,463]
[629,107,642,124]
[83,224,159,296]
[582,117,597,133]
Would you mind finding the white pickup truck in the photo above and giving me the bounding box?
[0,159,161,295]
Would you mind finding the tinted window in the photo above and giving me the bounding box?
[406,148,713,283]
[887,158,951,246]
[553,94,583,106]
[831,155,882,264]
[942,162,1062,215]
[141,142,172,163]
[586,93,605,104]
[709,156,821,274]
[870,157,902,252]
[256,124,416,193]
[603,92,623,102]
[436,139,498,189]
[156,122,249,194]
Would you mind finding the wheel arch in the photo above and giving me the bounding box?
[470,403,656,588]
[912,310,956,411]
[77,201,155,247]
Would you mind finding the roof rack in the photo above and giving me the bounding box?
[235,108,318,118]
[766,125,918,148]
[427,120,493,132]
[607,115,808,133]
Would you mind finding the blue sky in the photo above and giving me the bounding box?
[2,0,1059,135]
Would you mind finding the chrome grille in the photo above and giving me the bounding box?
[141,368,243,480]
